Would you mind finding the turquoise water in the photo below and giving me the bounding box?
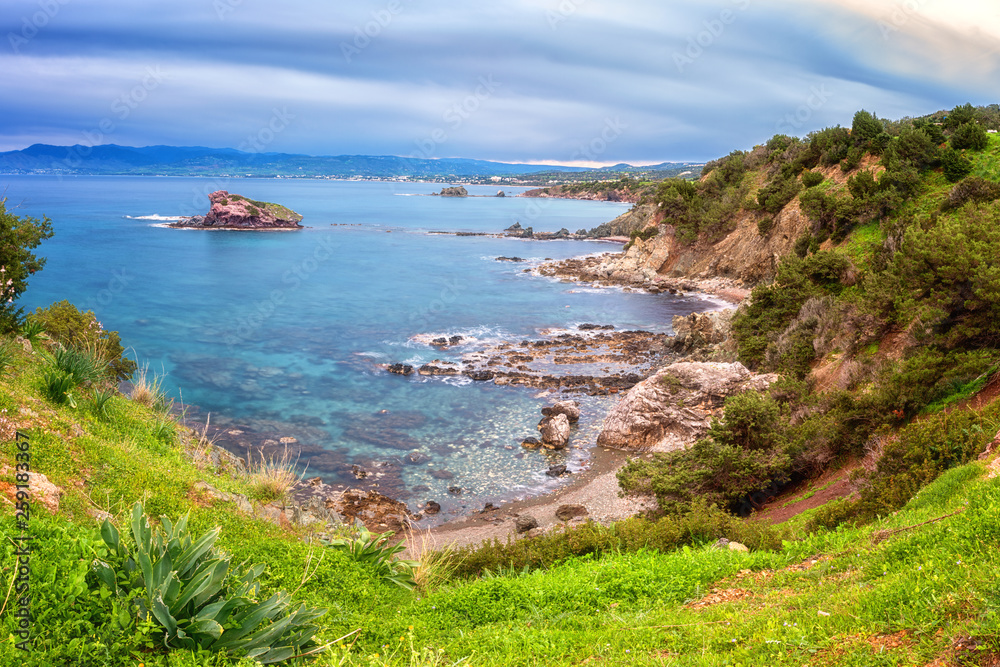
[3,176,716,516]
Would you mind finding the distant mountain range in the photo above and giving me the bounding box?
[0,144,701,182]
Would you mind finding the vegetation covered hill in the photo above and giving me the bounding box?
[3,104,1000,666]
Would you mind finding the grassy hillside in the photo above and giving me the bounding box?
[4,105,1000,666]
[3,330,1000,665]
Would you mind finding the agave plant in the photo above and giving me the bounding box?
[324,523,418,590]
[92,502,326,663]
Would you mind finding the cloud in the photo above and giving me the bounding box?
[1,0,997,162]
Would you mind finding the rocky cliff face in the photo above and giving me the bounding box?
[586,202,808,286]
[172,191,303,229]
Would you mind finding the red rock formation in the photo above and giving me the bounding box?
[172,190,303,229]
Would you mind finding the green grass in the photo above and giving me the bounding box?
[4,332,1000,666]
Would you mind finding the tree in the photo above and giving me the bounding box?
[944,102,977,129]
[0,197,54,331]
[950,122,989,151]
[941,147,973,182]
[852,109,883,143]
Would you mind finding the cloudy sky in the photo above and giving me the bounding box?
[2,0,998,166]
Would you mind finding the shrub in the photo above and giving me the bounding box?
[0,197,54,332]
[324,524,418,590]
[92,501,327,662]
[53,345,106,387]
[618,392,791,515]
[756,175,802,215]
[840,146,864,172]
[808,400,1000,530]
[756,216,775,236]
[448,502,786,577]
[949,121,989,151]
[732,252,849,368]
[940,146,973,182]
[887,206,1000,347]
[801,171,825,188]
[942,176,1000,210]
[31,300,136,381]
[42,370,77,406]
[852,109,884,143]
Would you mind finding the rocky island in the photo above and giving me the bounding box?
[432,186,469,197]
[170,190,304,229]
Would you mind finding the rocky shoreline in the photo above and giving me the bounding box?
[174,232,763,548]
[535,252,751,304]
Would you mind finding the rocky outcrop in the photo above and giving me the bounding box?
[669,310,737,361]
[435,186,468,197]
[542,400,581,424]
[171,191,303,229]
[504,222,533,238]
[596,362,777,452]
[538,413,571,449]
[579,203,659,238]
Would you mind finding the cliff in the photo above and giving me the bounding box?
[171,190,303,229]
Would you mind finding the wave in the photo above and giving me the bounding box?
[125,214,184,221]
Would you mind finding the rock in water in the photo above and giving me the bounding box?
[596,361,776,452]
[170,190,303,229]
[541,400,580,424]
[538,413,570,449]
[434,186,468,197]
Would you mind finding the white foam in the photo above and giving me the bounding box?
[125,214,184,221]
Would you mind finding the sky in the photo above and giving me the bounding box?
[2,0,999,166]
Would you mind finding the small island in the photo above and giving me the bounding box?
[170,190,304,229]
[432,186,469,197]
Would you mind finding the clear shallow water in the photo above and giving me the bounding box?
[3,176,717,515]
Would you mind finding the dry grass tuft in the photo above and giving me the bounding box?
[244,446,303,503]
[129,364,170,412]
[402,526,463,592]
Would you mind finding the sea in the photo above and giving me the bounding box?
[2,176,718,518]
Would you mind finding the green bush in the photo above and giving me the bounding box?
[756,175,802,215]
[732,252,849,369]
[940,146,973,182]
[618,392,791,515]
[886,206,1000,348]
[448,501,786,578]
[0,196,54,332]
[31,300,137,381]
[92,502,327,663]
[801,171,825,188]
[53,345,107,387]
[949,121,989,151]
[942,176,1000,210]
[42,370,77,406]
[808,400,999,530]
[324,524,418,590]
